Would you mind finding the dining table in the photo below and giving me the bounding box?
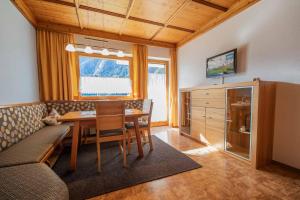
[58,109,149,171]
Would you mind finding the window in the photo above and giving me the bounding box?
[79,55,132,97]
[148,60,168,123]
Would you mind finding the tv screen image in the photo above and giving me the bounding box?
[206,49,237,78]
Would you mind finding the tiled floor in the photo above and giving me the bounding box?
[91,127,300,200]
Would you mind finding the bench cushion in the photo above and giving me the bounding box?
[0,124,70,168]
[0,163,68,200]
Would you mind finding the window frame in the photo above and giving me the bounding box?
[76,52,134,100]
[148,59,169,126]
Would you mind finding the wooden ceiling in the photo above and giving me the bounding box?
[12,0,259,48]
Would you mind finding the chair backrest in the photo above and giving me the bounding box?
[95,101,125,132]
[142,99,154,125]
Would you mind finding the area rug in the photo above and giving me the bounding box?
[53,136,201,200]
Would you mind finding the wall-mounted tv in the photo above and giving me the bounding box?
[206,49,237,78]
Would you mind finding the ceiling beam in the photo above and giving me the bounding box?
[191,0,228,12]
[150,0,191,40]
[10,0,37,26]
[119,0,136,35]
[42,0,194,33]
[74,0,83,29]
[178,0,260,47]
[37,22,176,48]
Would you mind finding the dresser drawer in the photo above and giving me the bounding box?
[191,98,225,108]
[191,89,225,99]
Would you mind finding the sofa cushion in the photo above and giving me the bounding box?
[0,103,48,152]
[0,124,70,168]
[0,163,68,200]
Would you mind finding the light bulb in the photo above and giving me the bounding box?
[84,46,93,54]
[65,44,75,52]
[101,48,109,56]
[117,50,125,57]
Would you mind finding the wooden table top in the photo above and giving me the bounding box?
[58,109,148,122]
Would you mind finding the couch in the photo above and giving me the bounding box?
[0,99,143,199]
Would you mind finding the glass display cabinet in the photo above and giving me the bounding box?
[225,87,253,159]
[180,91,191,135]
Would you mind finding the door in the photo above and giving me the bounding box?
[206,108,225,149]
[148,60,169,125]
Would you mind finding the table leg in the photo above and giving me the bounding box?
[70,121,80,171]
[134,117,144,158]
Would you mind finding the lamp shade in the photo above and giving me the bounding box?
[84,46,93,54]
[101,48,110,56]
[117,50,125,57]
[65,44,75,52]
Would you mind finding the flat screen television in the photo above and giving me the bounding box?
[206,49,237,78]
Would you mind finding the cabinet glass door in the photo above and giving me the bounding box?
[180,92,191,135]
[225,87,252,159]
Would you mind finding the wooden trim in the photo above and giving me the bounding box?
[74,0,83,29]
[191,0,228,12]
[10,0,37,26]
[177,0,260,47]
[76,53,134,100]
[166,25,195,33]
[119,0,136,35]
[37,22,176,48]
[0,101,42,109]
[42,0,194,34]
[148,59,169,126]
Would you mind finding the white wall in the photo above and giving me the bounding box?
[0,1,39,105]
[178,0,300,88]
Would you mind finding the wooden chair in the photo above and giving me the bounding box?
[126,99,154,153]
[95,101,127,172]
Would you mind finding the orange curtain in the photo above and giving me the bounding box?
[36,29,78,101]
[169,48,178,127]
[132,44,148,99]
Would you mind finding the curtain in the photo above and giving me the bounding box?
[36,29,78,101]
[169,48,179,127]
[132,44,148,99]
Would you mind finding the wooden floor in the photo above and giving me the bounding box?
[91,127,300,200]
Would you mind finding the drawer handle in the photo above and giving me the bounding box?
[208,117,213,119]
[202,115,206,117]
[206,102,210,104]
[206,93,210,95]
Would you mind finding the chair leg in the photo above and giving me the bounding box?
[122,139,127,167]
[147,128,153,151]
[118,141,123,154]
[96,141,101,172]
[141,130,147,144]
[127,131,131,154]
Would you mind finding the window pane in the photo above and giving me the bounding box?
[148,62,167,122]
[79,56,131,96]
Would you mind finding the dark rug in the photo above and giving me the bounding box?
[53,136,201,200]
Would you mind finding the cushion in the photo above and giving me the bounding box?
[42,116,62,126]
[0,163,68,200]
[0,124,70,168]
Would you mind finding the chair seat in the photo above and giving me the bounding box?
[125,119,149,129]
[0,163,69,200]
[0,124,70,168]
[99,129,125,137]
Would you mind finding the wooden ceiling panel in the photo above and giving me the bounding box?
[79,10,123,33]
[130,0,186,23]
[25,0,78,26]
[79,0,129,15]
[122,20,161,39]
[154,28,191,43]
[169,1,222,30]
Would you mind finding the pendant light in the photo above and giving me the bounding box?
[84,46,93,54]
[117,50,125,57]
[101,48,109,56]
[65,44,75,52]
